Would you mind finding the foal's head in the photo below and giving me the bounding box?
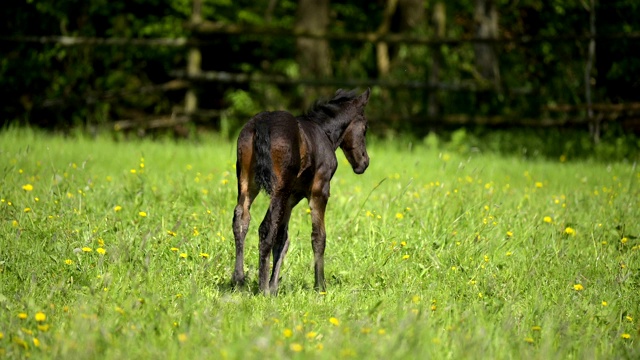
[339,88,371,174]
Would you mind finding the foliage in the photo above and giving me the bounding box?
[1,128,639,358]
[0,0,639,134]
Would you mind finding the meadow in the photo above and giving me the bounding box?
[0,128,638,359]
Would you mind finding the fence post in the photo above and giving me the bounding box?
[185,0,203,117]
[585,0,598,143]
[427,2,446,123]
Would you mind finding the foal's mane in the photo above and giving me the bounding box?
[302,89,359,123]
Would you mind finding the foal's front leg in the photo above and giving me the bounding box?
[309,194,328,292]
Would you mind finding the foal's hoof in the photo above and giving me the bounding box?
[231,274,246,288]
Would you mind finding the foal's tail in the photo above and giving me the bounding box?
[253,118,274,195]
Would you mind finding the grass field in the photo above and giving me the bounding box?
[1,128,638,359]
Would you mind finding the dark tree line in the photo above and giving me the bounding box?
[1,0,639,136]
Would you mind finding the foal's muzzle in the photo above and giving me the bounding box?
[352,155,369,174]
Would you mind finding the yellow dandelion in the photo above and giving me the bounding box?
[179,253,187,259]
[621,333,631,339]
[12,220,18,227]
[167,230,177,237]
[96,248,106,255]
[130,169,137,174]
[506,231,513,237]
[114,205,122,212]
[626,315,633,322]
[564,227,576,236]
[395,212,404,220]
[24,207,31,213]
[378,329,386,335]
[37,324,50,332]
[431,304,437,311]
[306,331,317,340]
[283,328,293,338]
[178,333,188,343]
[139,211,147,217]
[0,332,3,340]
[82,247,92,252]
[535,182,543,188]
[532,326,542,331]
[506,251,513,256]
[199,253,209,258]
[543,216,553,223]
[400,241,407,247]
[34,312,46,322]
[14,337,28,349]
[402,254,410,260]
[64,259,73,265]
[621,237,628,244]
[524,337,534,343]
[290,343,303,352]
[22,184,34,191]
[18,312,28,320]
[329,317,340,326]
[601,301,608,306]
[573,284,584,291]
[33,337,41,347]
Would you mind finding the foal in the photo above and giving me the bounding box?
[232,88,371,295]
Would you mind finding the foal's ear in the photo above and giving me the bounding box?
[357,87,371,106]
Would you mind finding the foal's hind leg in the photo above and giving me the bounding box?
[257,193,288,295]
[268,219,290,295]
[232,145,259,286]
[232,185,258,286]
[269,195,303,294]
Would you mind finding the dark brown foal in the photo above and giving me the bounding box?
[232,88,371,295]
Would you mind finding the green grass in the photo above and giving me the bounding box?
[1,128,639,359]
